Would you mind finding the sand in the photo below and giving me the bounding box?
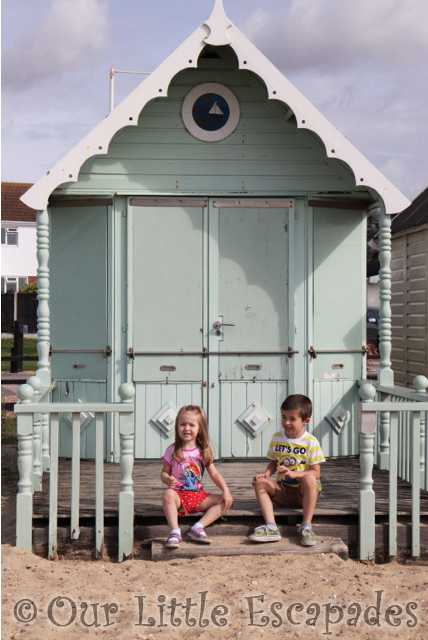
[2,444,427,639]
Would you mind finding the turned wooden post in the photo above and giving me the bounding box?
[378,205,393,386]
[16,384,35,552]
[36,209,51,472]
[377,205,393,474]
[118,383,135,562]
[359,382,377,561]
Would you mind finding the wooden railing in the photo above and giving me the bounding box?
[373,377,428,490]
[15,378,135,562]
[358,376,428,561]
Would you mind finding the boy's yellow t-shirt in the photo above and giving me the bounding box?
[267,430,325,490]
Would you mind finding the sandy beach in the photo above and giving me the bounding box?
[2,442,428,638]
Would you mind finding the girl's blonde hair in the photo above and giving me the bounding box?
[172,405,213,467]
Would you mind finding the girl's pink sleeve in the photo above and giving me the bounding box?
[162,444,173,465]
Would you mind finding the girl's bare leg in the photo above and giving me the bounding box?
[196,494,229,528]
[162,489,181,530]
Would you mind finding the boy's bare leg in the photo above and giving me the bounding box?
[300,474,319,524]
[253,478,277,524]
[162,489,181,530]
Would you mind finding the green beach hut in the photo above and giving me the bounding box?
[22,0,410,463]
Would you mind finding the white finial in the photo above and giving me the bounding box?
[204,0,232,46]
[118,382,135,403]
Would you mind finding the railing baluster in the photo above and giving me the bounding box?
[28,377,42,491]
[411,412,420,557]
[32,415,42,492]
[413,376,428,490]
[405,411,410,482]
[41,413,51,472]
[425,411,428,492]
[71,413,81,540]
[400,412,404,480]
[421,411,427,490]
[389,412,398,558]
[48,413,59,559]
[95,412,104,558]
[378,392,390,470]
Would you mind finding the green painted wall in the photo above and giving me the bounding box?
[60,54,357,197]
[50,205,108,381]
[49,51,368,460]
[311,207,366,456]
[50,205,109,459]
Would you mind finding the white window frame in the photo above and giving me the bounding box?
[1,276,28,293]
[1,227,19,246]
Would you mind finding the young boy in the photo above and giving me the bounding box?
[248,394,325,546]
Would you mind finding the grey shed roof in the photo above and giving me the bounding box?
[391,187,428,234]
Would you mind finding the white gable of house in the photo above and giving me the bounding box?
[21,0,410,214]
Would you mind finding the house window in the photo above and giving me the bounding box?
[1,277,28,293]
[1,227,18,246]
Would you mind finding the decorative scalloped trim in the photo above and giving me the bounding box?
[21,5,410,214]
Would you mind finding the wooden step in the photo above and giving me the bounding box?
[151,534,349,562]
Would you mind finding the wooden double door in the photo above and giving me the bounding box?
[130,198,292,458]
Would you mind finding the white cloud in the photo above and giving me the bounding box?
[3,0,109,88]
[239,0,428,200]
[243,0,428,72]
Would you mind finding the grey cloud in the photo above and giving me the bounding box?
[242,0,428,73]
[2,0,109,89]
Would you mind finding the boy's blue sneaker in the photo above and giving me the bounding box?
[248,525,281,543]
[300,527,316,546]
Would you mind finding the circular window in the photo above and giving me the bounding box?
[182,83,240,142]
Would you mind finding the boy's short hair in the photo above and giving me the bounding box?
[280,394,312,421]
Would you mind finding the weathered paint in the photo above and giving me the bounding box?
[52,381,107,459]
[47,50,370,460]
[67,61,358,197]
[129,198,292,458]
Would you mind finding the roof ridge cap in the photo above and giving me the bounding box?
[203,0,233,46]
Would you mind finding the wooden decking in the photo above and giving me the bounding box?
[33,456,428,521]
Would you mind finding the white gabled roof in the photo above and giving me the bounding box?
[21,0,410,214]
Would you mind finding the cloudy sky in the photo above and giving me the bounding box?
[2,0,427,201]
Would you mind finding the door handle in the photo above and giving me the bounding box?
[213,321,235,336]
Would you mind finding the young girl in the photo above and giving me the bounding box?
[161,405,233,548]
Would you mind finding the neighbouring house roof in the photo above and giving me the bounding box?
[2,182,36,223]
[391,187,428,234]
[21,0,410,215]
